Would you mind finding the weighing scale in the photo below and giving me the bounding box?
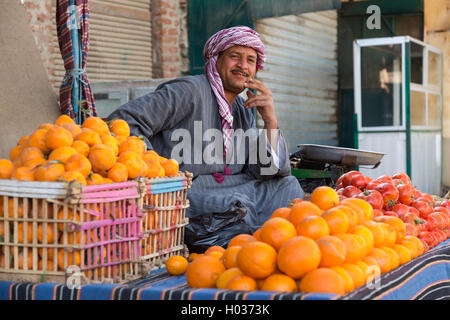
[290,144,385,193]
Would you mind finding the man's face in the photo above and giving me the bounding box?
[216,45,258,95]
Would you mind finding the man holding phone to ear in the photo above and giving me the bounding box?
[107,26,303,251]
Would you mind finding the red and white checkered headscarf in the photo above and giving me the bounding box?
[203,26,266,157]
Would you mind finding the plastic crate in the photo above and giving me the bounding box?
[0,179,147,284]
[139,171,192,273]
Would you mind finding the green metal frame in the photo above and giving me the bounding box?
[405,42,412,178]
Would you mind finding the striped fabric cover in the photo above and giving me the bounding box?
[1,239,449,300]
[56,0,96,123]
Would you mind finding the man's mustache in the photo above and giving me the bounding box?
[231,69,250,77]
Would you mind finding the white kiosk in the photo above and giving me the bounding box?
[353,36,443,195]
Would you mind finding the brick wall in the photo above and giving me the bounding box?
[22,0,189,85]
[152,0,188,78]
[22,0,58,92]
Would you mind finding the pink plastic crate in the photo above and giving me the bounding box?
[0,179,146,284]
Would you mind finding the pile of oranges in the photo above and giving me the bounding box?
[0,115,179,185]
[181,186,425,295]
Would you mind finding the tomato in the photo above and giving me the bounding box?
[413,189,423,201]
[373,209,384,218]
[336,188,345,196]
[419,232,438,248]
[420,238,430,253]
[436,211,450,228]
[350,174,368,190]
[384,211,399,218]
[343,185,362,198]
[357,189,384,210]
[391,179,404,187]
[391,172,412,185]
[436,230,448,243]
[419,193,435,205]
[391,203,409,219]
[376,175,393,184]
[342,171,363,187]
[404,222,418,237]
[434,206,450,216]
[397,184,415,206]
[402,211,421,224]
[428,212,445,230]
[411,200,433,219]
[440,200,450,211]
[375,182,399,209]
[365,180,382,190]
[408,206,420,215]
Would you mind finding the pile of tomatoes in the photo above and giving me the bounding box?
[336,171,450,252]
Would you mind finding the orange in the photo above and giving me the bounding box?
[296,215,330,240]
[310,186,339,211]
[161,159,179,177]
[28,129,50,154]
[341,263,365,289]
[334,205,358,233]
[331,266,355,293]
[101,134,119,156]
[270,207,291,219]
[299,268,345,295]
[253,228,262,241]
[378,222,396,247]
[216,267,244,289]
[321,208,349,234]
[57,249,81,271]
[0,159,14,179]
[34,161,65,182]
[367,248,391,274]
[145,158,164,179]
[82,116,110,137]
[392,244,412,265]
[363,221,386,248]
[75,128,102,147]
[288,201,321,226]
[117,151,145,179]
[17,135,30,146]
[71,140,90,157]
[89,144,117,172]
[227,234,256,248]
[185,255,225,288]
[38,248,55,260]
[45,125,73,150]
[355,261,370,283]
[340,198,373,222]
[11,166,35,181]
[38,259,55,271]
[259,217,297,250]
[399,240,419,259]
[86,173,104,185]
[9,144,25,162]
[37,224,55,243]
[381,246,400,271]
[353,225,374,256]
[335,233,366,263]
[260,273,297,292]
[187,253,203,262]
[339,199,366,225]
[205,245,225,255]
[226,275,257,291]
[7,198,25,218]
[37,123,54,131]
[59,171,87,186]
[61,123,82,139]
[107,162,128,183]
[316,235,347,268]
[362,256,382,279]
[55,114,75,126]
[18,147,44,168]
[115,135,127,146]
[221,245,242,269]
[119,137,146,156]
[56,209,80,232]
[17,251,34,270]
[65,153,92,178]
[48,146,77,163]
[165,255,188,276]
[109,119,130,138]
[374,216,407,244]
[403,235,424,257]
[17,223,33,243]
[236,241,277,279]
[277,236,321,279]
[66,232,82,244]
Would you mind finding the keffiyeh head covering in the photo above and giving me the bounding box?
[203,26,266,183]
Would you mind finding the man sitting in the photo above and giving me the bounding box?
[107,26,303,252]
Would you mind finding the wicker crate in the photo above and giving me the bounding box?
[0,179,147,284]
[139,171,192,272]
